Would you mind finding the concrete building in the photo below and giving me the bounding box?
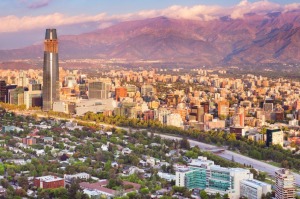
[88,81,111,99]
[218,100,229,117]
[141,84,155,97]
[24,84,42,109]
[266,128,284,147]
[52,101,69,114]
[0,80,6,102]
[64,172,90,182]
[22,137,36,146]
[75,99,116,116]
[240,179,272,199]
[275,169,295,199]
[115,87,127,101]
[34,176,64,189]
[166,113,183,128]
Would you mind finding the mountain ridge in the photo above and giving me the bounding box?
[1,11,300,65]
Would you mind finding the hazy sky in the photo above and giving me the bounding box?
[1,0,298,17]
[1,0,300,49]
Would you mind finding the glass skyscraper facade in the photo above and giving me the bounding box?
[42,29,59,111]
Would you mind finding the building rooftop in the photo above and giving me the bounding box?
[241,179,271,188]
[36,175,63,183]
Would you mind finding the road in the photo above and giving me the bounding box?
[155,134,300,186]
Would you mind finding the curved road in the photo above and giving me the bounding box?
[155,133,300,186]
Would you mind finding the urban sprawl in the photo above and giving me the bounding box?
[0,29,299,199]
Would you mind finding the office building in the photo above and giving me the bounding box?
[266,128,284,147]
[8,87,25,105]
[240,179,272,199]
[0,80,6,102]
[189,105,205,122]
[218,100,230,117]
[88,82,110,99]
[206,166,253,199]
[176,162,254,199]
[275,169,295,199]
[24,84,42,109]
[141,84,155,96]
[42,29,60,111]
[176,167,207,190]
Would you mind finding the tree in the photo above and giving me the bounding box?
[200,190,208,199]
[0,163,4,175]
[180,137,190,150]
[17,176,29,190]
[140,188,149,195]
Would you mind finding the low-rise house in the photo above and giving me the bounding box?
[64,172,91,182]
[101,144,109,151]
[80,180,141,199]
[2,126,24,133]
[146,157,160,167]
[6,159,28,165]
[157,172,176,181]
[0,186,6,197]
[122,147,132,155]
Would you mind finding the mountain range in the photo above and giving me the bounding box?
[1,10,300,65]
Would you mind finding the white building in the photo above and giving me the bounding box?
[206,166,253,199]
[64,172,91,182]
[166,113,183,128]
[158,172,176,182]
[175,168,189,187]
[289,119,299,126]
[188,156,215,169]
[240,179,272,199]
[75,99,116,116]
[53,101,69,114]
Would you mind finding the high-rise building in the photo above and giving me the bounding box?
[189,105,204,122]
[24,84,42,109]
[240,179,272,199]
[0,80,6,102]
[115,87,127,101]
[8,87,25,105]
[88,82,110,99]
[218,100,230,117]
[42,29,59,111]
[275,168,295,199]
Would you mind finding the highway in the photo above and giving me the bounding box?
[155,134,300,186]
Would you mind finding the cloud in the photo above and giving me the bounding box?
[0,13,107,33]
[19,0,53,9]
[1,0,300,33]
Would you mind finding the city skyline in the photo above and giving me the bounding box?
[1,0,300,49]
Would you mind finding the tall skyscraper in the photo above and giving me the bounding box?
[42,29,59,111]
